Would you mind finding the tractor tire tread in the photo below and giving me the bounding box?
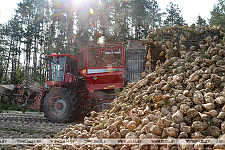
[43,87,79,123]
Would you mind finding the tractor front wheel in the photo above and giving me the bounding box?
[43,88,79,123]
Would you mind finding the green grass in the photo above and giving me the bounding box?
[0,103,39,113]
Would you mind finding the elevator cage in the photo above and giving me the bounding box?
[126,40,146,83]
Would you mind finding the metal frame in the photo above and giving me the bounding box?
[15,79,44,110]
[78,43,126,93]
[126,40,146,83]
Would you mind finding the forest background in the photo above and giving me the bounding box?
[0,0,224,84]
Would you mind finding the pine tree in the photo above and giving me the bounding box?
[210,2,225,27]
[147,0,164,29]
[0,0,168,84]
[130,0,150,39]
[164,2,185,26]
[0,24,7,82]
[75,0,92,47]
[196,15,206,26]
[98,0,113,43]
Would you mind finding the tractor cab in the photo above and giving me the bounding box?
[46,54,79,86]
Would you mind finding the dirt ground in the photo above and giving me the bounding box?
[0,111,84,149]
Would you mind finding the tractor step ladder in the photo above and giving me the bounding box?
[47,63,64,115]
[50,82,61,115]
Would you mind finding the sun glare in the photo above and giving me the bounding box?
[98,36,105,44]
[74,0,83,5]
[90,8,94,14]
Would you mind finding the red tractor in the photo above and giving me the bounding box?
[0,41,145,123]
[43,42,127,122]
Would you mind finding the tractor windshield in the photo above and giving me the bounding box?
[49,57,66,82]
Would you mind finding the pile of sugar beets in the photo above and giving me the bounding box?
[34,25,225,150]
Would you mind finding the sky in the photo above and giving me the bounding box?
[0,0,220,25]
[0,0,22,24]
[157,0,219,25]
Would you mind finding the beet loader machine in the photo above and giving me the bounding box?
[0,41,146,122]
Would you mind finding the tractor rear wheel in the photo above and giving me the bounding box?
[43,87,79,123]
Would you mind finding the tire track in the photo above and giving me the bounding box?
[0,111,83,138]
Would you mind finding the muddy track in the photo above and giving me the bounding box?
[0,111,84,139]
